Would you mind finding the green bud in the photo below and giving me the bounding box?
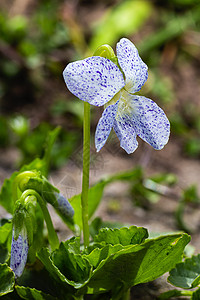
[12,201,26,240]
[18,171,59,204]
[15,170,74,226]
[12,194,37,246]
[24,195,37,245]
[93,44,115,60]
[93,44,121,71]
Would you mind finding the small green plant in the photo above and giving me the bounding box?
[159,254,200,299]
[0,38,193,300]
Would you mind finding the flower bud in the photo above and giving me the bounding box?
[54,192,74,219]
[10,227,28,278]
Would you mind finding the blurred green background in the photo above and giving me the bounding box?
[0,0,200,169]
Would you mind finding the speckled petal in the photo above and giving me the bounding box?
[95,101,119,151]
[54,192,74,218]
[10,229,28,278]
[113,113,138,154]
[116,38,148,93]
[118,93,170,150]
[63,56,125,106]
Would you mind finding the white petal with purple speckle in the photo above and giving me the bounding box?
[63,38,170,153]
[10,229,28,278]
[117,93,170,150]
[63,56,125,106]
[95,101,119,152]
[54,192,74,218]
[114,109,138,154]
[116,38,148,93]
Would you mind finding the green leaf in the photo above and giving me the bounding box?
[0,220,12,245]
[20,158,48,177]
[51,242,92,286]
[84,244,124,269]
[158,289,192,300]
[94,226,148,246]
[64,237,81,255]
[15,286,58,300]
[0,264,15,296]
[84,233,190,294]
[20,126,60,177]
[0,221,12,263]
[0,126,60,214]
[89,217,124,238]
[37,248,73,288]
[0,171,19,214]
[15,261,68,299]
[37,245,92,289]
[192,287,200,300]
[0,245,9,265]
[90,0,152,50]
[168,254,200,289]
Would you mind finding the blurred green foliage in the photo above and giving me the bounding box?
[0,0,200,162]
[90,0,152,51]
[0,114,80,169]
[0,0,69,68]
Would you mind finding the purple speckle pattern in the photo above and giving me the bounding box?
[63,56,125,106]
[95,101,118,152]
[116,38,148,93]
[54,192,74,218]
[95,91,170,154]
[117,93,170,150]
[10,229,28,278]
[113,117,138,154]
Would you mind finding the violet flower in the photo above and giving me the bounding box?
[63,38,170,154]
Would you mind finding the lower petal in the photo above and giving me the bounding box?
[118,94,170,150]
[113,118,138,154]
[95,101,118,152]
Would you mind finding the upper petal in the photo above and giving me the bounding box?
[95,101,119,152]
[118,93,170,150]
[116,38,148,93]
[63,56,125,106]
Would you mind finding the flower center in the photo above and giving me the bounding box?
[104,89,122,108]
[115,89,134,122]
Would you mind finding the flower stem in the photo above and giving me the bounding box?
[37,193,60,251]
[81,101,90,249]
[122,289,130,300]
[21,189,59,251]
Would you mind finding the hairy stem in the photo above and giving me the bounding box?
[81,101,90,249]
